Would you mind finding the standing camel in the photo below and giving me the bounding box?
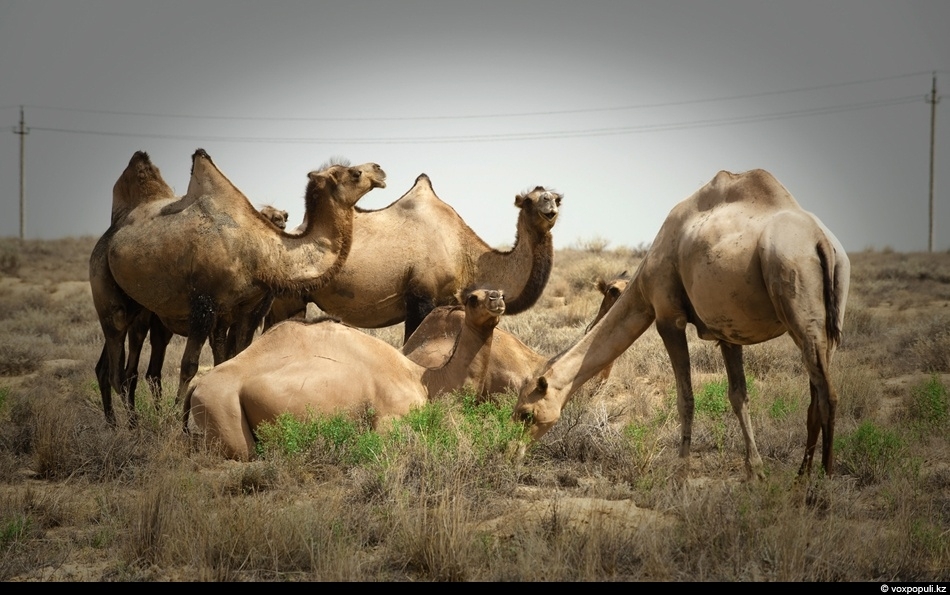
[102,150,385,413]
[266,173,561,341]
[187,288,506,460]
[513,169,850,480]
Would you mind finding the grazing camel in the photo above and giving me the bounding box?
[513,169,850,479]
[187,288,506,460]
[266,173,561,341]
[103,150,385,412]
[585,272,630,383]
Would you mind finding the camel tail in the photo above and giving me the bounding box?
[181,379,198,434]
[817,239,843,347]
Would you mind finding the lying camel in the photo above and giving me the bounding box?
[187,288,506,460]
[514,169,850,480]
[402,306,545,398]
[267,174,561,341]
[402,274,633,398]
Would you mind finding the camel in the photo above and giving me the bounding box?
[401,273,633,398]
[259,205,289,230]
[402,306,546,398]
[103,150,386,414]
[266,174,561,341]
[585,272,630,383]
[187,288,506,460]
[513,169,850,480]
[92,191,295,426]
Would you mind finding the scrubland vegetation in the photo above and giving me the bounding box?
[0,236,949,581]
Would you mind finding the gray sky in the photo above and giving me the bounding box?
[1,0,949,252]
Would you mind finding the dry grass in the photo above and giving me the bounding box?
[1,238,949,581]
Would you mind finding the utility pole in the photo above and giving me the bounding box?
[928,74,940,252]
[13,106,29,242]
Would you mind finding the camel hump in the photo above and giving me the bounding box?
[698,168,797,210]
[413,173,433,189]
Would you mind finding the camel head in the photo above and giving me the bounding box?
[306,161,387,209]
[111,151,175,222]
[586,272,630,333]
[462,288,506,334]
[513,372,564,441]
[259,205,289,230]
[515,187,562,232]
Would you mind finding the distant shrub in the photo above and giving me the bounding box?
[0,242,20,276]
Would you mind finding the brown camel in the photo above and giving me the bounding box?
[584,272,630,383]
[266,173,561,341]
[103,150,385,413]
[513,169,850,480]
[187,288,506,460]
[92,190,293,426]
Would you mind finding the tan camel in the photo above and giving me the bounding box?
[402,306,546,398]
[513,169,850,479]
[104,150,386,413]
[266,174,561,341]
[584,272,630,383]
[259,205,289,230]
[187,288,506,460]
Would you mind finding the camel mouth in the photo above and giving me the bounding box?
[540,210,558,223]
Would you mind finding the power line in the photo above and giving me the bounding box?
[15,70,941,123]
[27,94,923,145]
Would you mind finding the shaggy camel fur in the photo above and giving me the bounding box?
[187,288,506,460]
[267,174,561,341]
[514,169,850,479]
[103,150,385,413]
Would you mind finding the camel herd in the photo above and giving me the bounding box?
[91,150,850,479]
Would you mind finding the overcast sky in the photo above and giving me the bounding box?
[1,1,949,252]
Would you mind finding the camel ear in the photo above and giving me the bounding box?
[308,171,329,190]
[536,376,548,394]
[514,193,526,208]
[596,279,608,294]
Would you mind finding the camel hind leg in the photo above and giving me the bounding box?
[761,218,839,476]
[719,342,765,480]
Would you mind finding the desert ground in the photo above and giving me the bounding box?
[0,236,948,581]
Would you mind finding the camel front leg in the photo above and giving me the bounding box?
[656,320,694,463]
[720,342,765,480]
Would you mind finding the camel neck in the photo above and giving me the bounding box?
[476,217,552,315]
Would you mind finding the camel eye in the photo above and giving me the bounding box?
[608,287,622,298]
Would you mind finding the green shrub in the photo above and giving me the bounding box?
[909,374,949,428]
[694,377,756,417]
[835,420,906,485]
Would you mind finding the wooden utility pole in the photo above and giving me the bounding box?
[13,106,29,241]
[928,74,940,252]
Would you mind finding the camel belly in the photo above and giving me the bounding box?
[682,259,786,344]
